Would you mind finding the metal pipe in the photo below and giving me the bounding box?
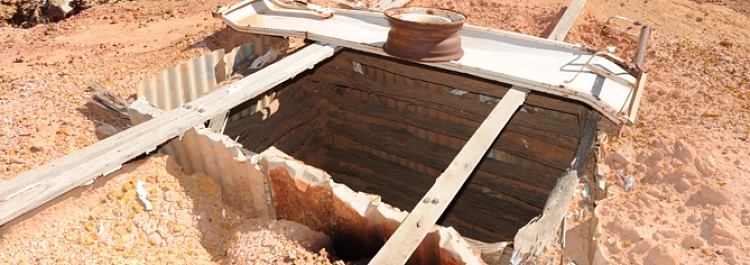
[633,22,651,69]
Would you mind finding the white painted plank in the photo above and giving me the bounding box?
[372,0,411,11]
[547,0,587,42]
[0,43,341,226]
[368,87,529,265]
[219,0,636,124]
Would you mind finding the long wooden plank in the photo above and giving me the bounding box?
[337,51,584,115]
[0,43,341,226]
[326,115,555,207]
[239,95,326,151]
[323,146,536,241]
[224,73,310,137]
[324,142,542,225]
[368,87,528,265]
[512,112,598,261]
[319,84,579,150]
[547,0,588,41]
[313,65,582,137]
[322,89,574,172]
[372,0,412,11]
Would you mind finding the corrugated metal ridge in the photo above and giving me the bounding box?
[261,147,485,265]
[136,42,258,112]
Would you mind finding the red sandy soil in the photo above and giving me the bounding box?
[0,155,343,264]
[2,0,750,264]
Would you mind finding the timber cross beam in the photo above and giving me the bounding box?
[368,0,588,263]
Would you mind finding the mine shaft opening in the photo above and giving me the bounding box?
[224,49,593,259]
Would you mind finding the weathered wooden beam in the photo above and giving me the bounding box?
[547,0,588,41]
[327,114,555,207]
[324,146,538,234]
[323,90,574,172]
[512,112,599,262]
[238,94,326,151]
[439,206,524,242]
[0,43,341,226]
[322,157,422,211]
[371,0,412,11]
[336,51,584,115]
[275,114,328,157]
[368,87,528,265]
[327,129,543,223]
[313,64,582,137]
[224,74,311,137]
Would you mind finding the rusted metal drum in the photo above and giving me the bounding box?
[383,7,466,62]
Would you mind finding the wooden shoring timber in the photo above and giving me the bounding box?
[368,87,529,265]
[512,112,598,262]
[313,73,578,150]
[370,0,591,261]
[312,64,583,138]
[326,128,543,225]
[372,0,412,11]
[336,51,585,116]
[224,73,312,136]
[224,74,314,138]
[0,43,341,227]
[321,89,575,173]
[236,91,326,151]
[274,114,328,156]
[441,215,516,243]
[323,147,534,240]
[327,94,562,186]
[546,0,588,42]
[322,153,423,210]
[326,114,554,208]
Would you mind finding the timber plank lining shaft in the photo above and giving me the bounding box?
[338,51,585,116]
[368,87,529,265]
[369,0,590,262]
[0,43,341,227]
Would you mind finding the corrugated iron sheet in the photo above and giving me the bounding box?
[127,99,272,217]
[261,146,485,265]
[172,127,272,219]
[137,44,253,111]
[132,37,288,127]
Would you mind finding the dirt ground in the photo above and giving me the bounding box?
[2,0,750,264]
[0,155,342,264]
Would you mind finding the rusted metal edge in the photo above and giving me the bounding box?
[136,43,256,112]
[510,112,598,264]
[217,0,644,125]
[262,147,485,265]
[0,43,340,227]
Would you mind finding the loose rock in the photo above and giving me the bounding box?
[681,235,705,248]
[644,246,678,265]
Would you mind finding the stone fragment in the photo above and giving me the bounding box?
[46,0,73,20]
[632,238,655,255]
[657,228,680,238]
[704,216,739,246]
[644,246,678,265]
[720,247,734,258]
[681,235,705,248]
[611,150,632,165]
[690,185,728,205]
[164,191,181,202]
[674,178,691,192]
[674,140,696,164]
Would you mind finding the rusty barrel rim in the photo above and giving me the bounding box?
[383,7,466,62]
